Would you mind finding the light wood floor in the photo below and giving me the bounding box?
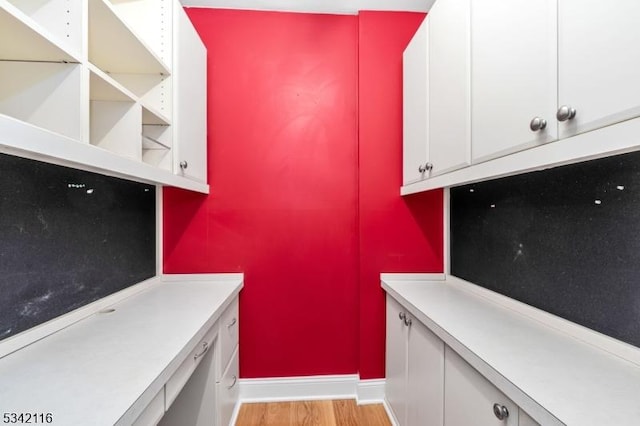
[235,399,392,426]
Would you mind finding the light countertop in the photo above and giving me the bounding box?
[382,275,640,426]
[0,274,243,426]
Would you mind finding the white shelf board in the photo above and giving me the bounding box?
[142,103,171,125]
[89,64,136,102]
[0,113,208,193]
[401,116,640,195]
[88,0,170,75]
[142,134,171,150]
[0,1,79,62]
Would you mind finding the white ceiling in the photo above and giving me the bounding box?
[182,0,435,15]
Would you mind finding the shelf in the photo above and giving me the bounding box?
[0,1,80,62]
[89,64,136,102]
[0,114,208,193]
[0,61,82,140]
[142,135,170,150]
[142,104,170,125]
[88,0,170,75]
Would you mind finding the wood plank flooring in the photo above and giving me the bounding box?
[235,399,392,426]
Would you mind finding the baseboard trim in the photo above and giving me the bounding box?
[355,379,385,405]
[238,375,386,405]
[382,398,399,426]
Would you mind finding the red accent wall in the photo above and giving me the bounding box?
[164,9,360,378]
[163,9,443,380]
[357,11,443,379]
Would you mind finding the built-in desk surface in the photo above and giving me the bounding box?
[0,274,243,425]
[383,275,640,426]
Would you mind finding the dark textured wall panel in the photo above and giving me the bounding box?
[451,151,640,348]
[0,153,156,341]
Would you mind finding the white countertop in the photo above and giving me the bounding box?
[382,275,640,426]
[0,274,243,426]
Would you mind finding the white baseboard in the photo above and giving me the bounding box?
[239,374,359,402]
[382,398,399,426]
[238,375,386,406]
[356,379,385,404]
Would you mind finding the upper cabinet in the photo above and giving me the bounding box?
[558,0,640,139]
[471,0,557,163]
[173,2,207,184]
[403,18,429,186]
[0,0,208,193]
[402,0,640,195]
[403,1,471,186]
[428,0,470,175]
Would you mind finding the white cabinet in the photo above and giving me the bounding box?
[558,0,640,139]
[173,2,207,183]
[0,0,208,193]
[444,347,519,426]
[403,17,429,186]
[385,295,444,426]
[471,0,558,163]
[428,0,470,176]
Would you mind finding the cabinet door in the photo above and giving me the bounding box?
[428,0,470,176]
[385,295,408,426]
[519,409,540,426]
[471,0,557,163]
[558,0,640,139]
[406,317,444,426]
[403,18,429,186]
[173,3,207,183]
[444,347,519,426]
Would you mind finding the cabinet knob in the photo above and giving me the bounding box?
[179,160,188,170]
[529,117,547,132]
[418,163,434,174]
[557,105,577,122]
[404,317,412,327]
[493,403,509,420]
[399,312,406,321]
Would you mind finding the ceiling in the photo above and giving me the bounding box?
[182,0,434,15]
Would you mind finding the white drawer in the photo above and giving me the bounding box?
[217,346,239,426]
[219,297,239,372]
[132,387,165,426]
[165,324,217,409]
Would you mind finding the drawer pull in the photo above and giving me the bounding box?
[227,317,237,328]
[399,312,406,321]
[227,375,237,390]
[493,403,509,420]
[194,341,209,361]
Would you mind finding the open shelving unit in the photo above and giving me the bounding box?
[0,0,208,193]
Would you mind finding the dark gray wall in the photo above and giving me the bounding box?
[451,150,640,348]
[0,153,156,341]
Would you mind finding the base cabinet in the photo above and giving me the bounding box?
[385,294,541,426]
[385,295,444,426]
[444,347,519,426]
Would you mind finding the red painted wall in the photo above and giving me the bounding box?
[163,9,443,380]
[164,9,360,378]
[357,11,443,379]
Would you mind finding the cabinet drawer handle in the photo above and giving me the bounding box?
[529,116,547,132]
[404,317,412,327]
[557,105,577,122]
[194,341,209,361]
[227,375,237,390]
[179,160,188,170]
[399,312,406,321]
[227,317,237,328]
[493,403,509,420]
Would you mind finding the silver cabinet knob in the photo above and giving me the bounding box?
[529,117,547,131]
[557,105,577,122]
[493,403,509,420]
[179,160,188,170]
[399,312,406,321]
[418,163,434,174]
